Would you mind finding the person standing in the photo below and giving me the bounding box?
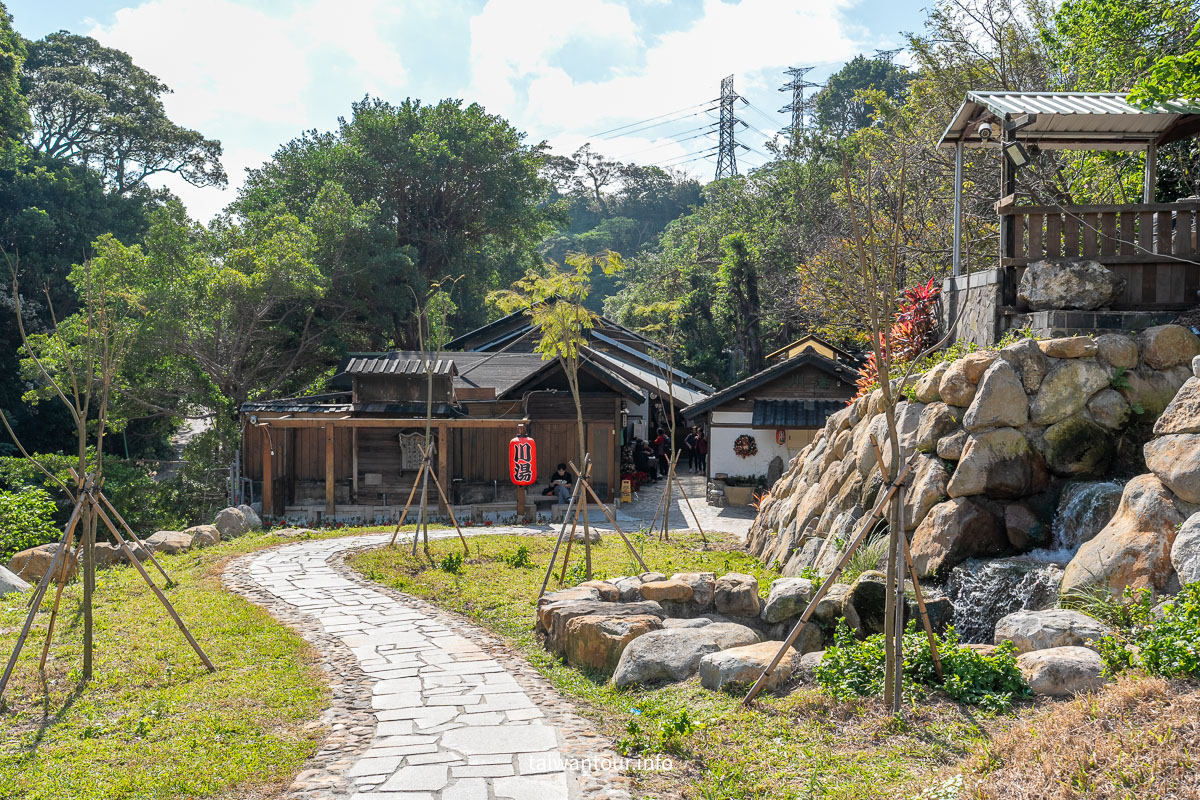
[695,429,708,474]
[684,426,698,473]
[653,428,669,477]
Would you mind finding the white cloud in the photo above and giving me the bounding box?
[85,0,414,220]
[467,0,865,178]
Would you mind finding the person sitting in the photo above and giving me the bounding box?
[633,438,651,475]
[543,463,574,504]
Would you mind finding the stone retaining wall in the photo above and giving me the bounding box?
[748,325,1200,593]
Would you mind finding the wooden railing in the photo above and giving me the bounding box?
[999,201,1200,266]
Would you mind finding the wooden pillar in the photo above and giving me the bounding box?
[351,428,359,503]
[437,423,449,513]
[952,140,964,275]
[1144,142,1157,203]
[261,425,274,519]
[324,423,335,517]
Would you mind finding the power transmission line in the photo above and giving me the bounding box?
[589,100,716,138]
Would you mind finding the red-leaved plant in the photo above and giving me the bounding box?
[853,278,940,399]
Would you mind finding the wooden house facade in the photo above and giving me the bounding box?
[240,351,641,524]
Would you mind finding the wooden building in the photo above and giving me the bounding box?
[938,92,1200,344]
[447,309,714,448]
[240,351,641,524]
[684,342,858,500]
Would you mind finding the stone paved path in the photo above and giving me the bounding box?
[240,533,632,800]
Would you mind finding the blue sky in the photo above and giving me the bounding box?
[9,0,928,221]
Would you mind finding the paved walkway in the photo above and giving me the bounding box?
[616,473,755,542]
[237,533,633,800]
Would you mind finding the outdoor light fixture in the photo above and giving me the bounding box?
[977,121,994,140]
[1004,141,1032,169]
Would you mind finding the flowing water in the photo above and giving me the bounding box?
[945,480,1124,643]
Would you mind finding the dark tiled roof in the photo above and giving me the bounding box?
[684,351,858,418]
[752,399,846,428]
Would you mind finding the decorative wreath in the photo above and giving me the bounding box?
[733,434,758,458]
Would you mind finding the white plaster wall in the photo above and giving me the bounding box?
[709,424,794,479]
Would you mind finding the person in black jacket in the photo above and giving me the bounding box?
[543,463,574,503]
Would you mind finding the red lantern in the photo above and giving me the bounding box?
[509,435,537,486]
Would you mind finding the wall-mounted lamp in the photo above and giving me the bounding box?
[1004,141,1032,169]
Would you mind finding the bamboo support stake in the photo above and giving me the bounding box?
[646,473,670,536]
[558,496,584,584]
[869,435,943,680]
[0,500,85,703]
[742,453,919,705]
[537,456,589,599]
[95,490,173,586]
[389,461,426,547]
[91,497,215,672]
[425,448,469,555]
[672,469,707,545]
[37,515,82,672]
[571,461,650,574]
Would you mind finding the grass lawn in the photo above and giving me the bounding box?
[0,527,386,800]
[350,530,1008,800]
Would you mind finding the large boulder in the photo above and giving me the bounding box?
[903,455,950,531]
[761,578,814,623]
[915,362,949,403]
[185,525,221,549]
[993,609,1110,653]
[213,507,250,540]
[236,504,263,531]
[1018,259,1125,311]
[563,614,663,673]
[699,641,797,693]
[671,572,716,612]
[0,565,31,597]
[611,623,760,687]
[999,338,1048,393]
[1038,337,1099,358]
[1118,366,1193,418]
[144,530,192,555]
[911,498,1007,577]
[963,361,1029,431]
[1042,416,1115,477]
[1154,377,1200,436]
[812,582,853,627]
[947,428,1048,499]
[639,579,693,603]
[579,580,620,602]
[1171,513,1200,585]
[1017,646,1106,697]
[7,543,76,584]
[612,575,645,602]
[1086,389,1130,430]
[842,570,888,637]
[1030,359,1111,425]
[1138,324,1200,370]
[1095,334,1139,370]
[1144,434,1200,504]
[1061,474,1193,594]
[714,573,761,617]
[938,359,978,408]
[937,429,968,460]
[915,403,960,454]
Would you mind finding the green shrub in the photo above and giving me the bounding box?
[1097,582,1200,679]
[0,487,60,560]
[438,551,464,574]
[815,623,1030,711]
[501,544,533,568]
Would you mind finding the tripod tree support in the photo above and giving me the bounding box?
[91,494,215,673]
[96,490,174,587]
[569,460,650,574]
[741,452,919,705]
[0,498,85,703]
[538,456,590,599]
[389,460,427,547]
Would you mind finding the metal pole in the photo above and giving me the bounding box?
[953,140,964,276]
[1144,142,1157,203]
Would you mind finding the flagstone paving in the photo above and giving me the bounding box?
[229,533,635,800]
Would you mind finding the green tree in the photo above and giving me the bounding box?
[814,55,911,137]
[22,32,225,193]
[237,97,556,344]
[716,233,764,377]
[0,2,27,144]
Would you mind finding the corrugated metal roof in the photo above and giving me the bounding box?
[584,349,711,407]
[752,399,844,428]
[939,91,1200,150]
[344,355,457,376]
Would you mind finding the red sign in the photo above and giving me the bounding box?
[509,435,537,485]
